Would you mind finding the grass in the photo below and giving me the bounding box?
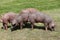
[0,0,60,13]
[0,0,60,40]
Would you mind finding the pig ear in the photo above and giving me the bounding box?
[0,19,2,23]
[0,15,3,22]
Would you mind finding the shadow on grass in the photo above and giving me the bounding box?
[1,26,11,29]
[1,23,54,31]
[23,23,45,30]
[11,23,45,32]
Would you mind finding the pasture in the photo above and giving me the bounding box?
[0,0,60,40]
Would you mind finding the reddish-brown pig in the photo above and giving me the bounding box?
[1,12,17,30]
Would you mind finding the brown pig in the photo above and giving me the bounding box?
[0,12,17,30]
[28,12,55,31]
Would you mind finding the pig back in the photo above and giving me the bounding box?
[19,10,29,22]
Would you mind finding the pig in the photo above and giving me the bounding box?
[0,12,17,30]
[11,15,23,30]
[11,11,29,30]
[28,12,55,31]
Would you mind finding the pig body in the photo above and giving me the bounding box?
[29,12,55,31]
[1,12,17,30]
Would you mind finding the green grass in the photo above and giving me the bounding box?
[0,0,60,13]
[0,0,60,40]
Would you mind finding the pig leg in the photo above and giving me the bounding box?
[30,20,35,30]
[31,24,33,30]
[31,23,34,30]
[3,23,8,30]
[20,22,23,30]
[44,23,48,31]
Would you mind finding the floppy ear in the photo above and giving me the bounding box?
[0,15,3,23]
[0,18,2,23]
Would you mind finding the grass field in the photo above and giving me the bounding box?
[0,0,60,40]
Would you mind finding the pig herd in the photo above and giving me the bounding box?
[0,8,55,31]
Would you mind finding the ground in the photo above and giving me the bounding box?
[0,0,60,40]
